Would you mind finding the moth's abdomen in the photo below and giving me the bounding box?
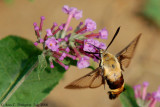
[108,84,125,99]
[106,74,124,89]
[106,74,125,99]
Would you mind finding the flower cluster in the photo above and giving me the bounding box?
[33,5,108,70]
[133,82,160,107]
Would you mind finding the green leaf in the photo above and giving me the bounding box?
[37,54,47,73]
[143,0,160,26]
[119,84,139,107]
[0,36,72,105]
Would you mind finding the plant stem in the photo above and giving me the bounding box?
[0,61,38,106]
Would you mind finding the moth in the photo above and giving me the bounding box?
[65,27,141,99]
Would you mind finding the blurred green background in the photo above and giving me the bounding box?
[0,0,160,107]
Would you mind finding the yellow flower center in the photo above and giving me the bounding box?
[50,43,53,46]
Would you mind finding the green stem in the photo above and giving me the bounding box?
[0,61,38,106]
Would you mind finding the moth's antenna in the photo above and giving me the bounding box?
[105,27,120,51]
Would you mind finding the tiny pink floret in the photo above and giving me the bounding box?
[39,39,44,43]
[65,47,70,53]
[34,26,39,31]
[50,62,54,68]
[34,42,38,46]
[85,18,96,31]
[99,28,108,39]
[41,16,45,20]
[65,65,69,70]
[33,22,37,27]
[46,29,52,36]
[77,56,90,69]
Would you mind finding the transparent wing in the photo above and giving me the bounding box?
[65,67,103,89]
[116,34,141,70]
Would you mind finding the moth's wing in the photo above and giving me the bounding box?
[65,67,103,89]
[116,34,141,70]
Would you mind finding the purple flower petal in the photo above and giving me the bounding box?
[142,81,149,100]
[73,10,83,20]
[82,56,90,60]
[153,87,160,101]
[63,5,82,19]
[50,64,54,68]
[45,37,59,52]
[34,26,39,31]
[65,47,70,53]
[39,38,44,43]
[69,7,77,15]
[51,45,59,52]
[34,42,38,46]
[133,84,141,98]
[145,93,152,101]
[46,29,52,36]
[50,62,54,68]
[77,56,90,69]
[83,39,97,52]
[83,39,106,52]
[62,53,67,57]
[99,28,108,39]
[99,42,107,49]
[33,22,37,27]
[59,53,67,61]
[143,82,149,87]
[41,16,45,20]
[64,65,69,70]
[62,5,70,14]
[83,43,96,52]
[85,18,96,32]
[92,39,100,47]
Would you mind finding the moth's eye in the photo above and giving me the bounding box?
[112,64,115,68]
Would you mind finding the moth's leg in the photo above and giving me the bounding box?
[84,51,100,60]
[87,43,101,50]
[84,51,100,54]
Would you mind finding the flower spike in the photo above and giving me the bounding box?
[33,5,108,70]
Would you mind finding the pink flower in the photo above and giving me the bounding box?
[65,47,70,53]
[34,26,39,31]
[133,82,160,107]
[77,56,90,69]
[153,87,160,101]
[39,16,45,31]
[142,82,149,100]
[133,84,141,98]
[73,10,83,20]
[33,6,109,70]
[83,39,97,52]
[85,18,96,32]
[99,42,107,49]
[62,5,82,32]
[62,5,70,14]
[46,29,52,36]
[99,28,108,39]
[50,62,54,68]
[62,5,82,20]
[33,22,37,28]
[39,38,44,43]
[83,39,106,52]
[59,53,67,61]
[34,42,38,46]
[45,37,59,52]
[51,22,58,32]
